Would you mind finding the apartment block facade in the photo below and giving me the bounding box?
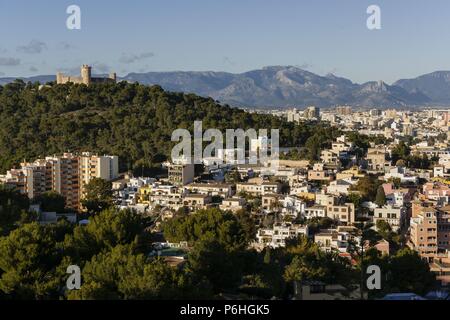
[236,182,281,196]
[373,205,406,232]
[256,223,309,248]
[409,206,450,261]
[167,163,195,186]
[0,152,118,211]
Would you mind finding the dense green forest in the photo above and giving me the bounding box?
[0,80,338,173]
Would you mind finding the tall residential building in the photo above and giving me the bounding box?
[0,153,119,211]
[1,164,47,199]
[403,123,416,137]
[45,154,80,210]
[166,158,195,186]
[410,206,450,260]
[79,152,119,198]
[336,106,352,116]
[304,106,320,119]
[287,108,302,123]
[409,207,440,261]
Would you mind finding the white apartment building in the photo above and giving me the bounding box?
[279,195,306,217]
[326,179,355,195]
[439,154,450,170]
[373,205,406,232]
[305,205,327,219]
[236,182,280,196]
[384,166,419,184]
[314,230,349,253]
[256,223,309,248]
[314,227,359,253]
[184,183,234,198]
[219,197,246,213]
[148,185,186,210]
[79,152,119,196]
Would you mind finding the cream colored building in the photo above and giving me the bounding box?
[256,223,309,248]
[236,182,280,196]
[184,183,234,198]
[79,152,119,199]
[57,65,116,85]
[183,194,212,210]
[373,205,406,232]
[326,203,355,225]
[219,197,246,213]
[366,147,387,172]
[0,152,118,211]
[167,161,195,186]
[409,206,450,261]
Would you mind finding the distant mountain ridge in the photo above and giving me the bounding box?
[0,75,55,86]
[2,66,450,108]
[394,71,450,105]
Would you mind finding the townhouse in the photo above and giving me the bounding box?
[236,181,281,196]
[373,205,406,232]
[255,223,309,248]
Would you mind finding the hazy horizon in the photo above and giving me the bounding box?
[2,64,450,87]
[1,0,450,84]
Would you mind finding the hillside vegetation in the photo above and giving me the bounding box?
[0,80,338,173]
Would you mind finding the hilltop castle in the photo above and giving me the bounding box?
[56,65,117,85]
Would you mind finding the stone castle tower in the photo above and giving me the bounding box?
[81,65,92,86]
[56,65,116,85]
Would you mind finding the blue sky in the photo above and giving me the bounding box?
[0,0,449,83]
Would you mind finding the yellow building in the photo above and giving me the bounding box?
[138,185,153,204]
[336,167,365,180]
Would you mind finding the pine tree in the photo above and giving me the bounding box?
[375,186,386,207]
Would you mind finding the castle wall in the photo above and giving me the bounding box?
[57,75,84,85]
[56,65,116,85]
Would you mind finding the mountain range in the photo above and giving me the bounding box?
[2,66,450,109]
